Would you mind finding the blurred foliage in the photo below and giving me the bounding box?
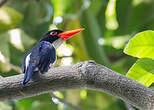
[0,0,154,110]
[0,6,23,32]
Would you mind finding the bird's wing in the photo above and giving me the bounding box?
[22,41,56,85]
[30,41,56,73]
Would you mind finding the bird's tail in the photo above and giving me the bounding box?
[23,63,35,85]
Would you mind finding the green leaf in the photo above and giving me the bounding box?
[124,30,154,59]
[0,6,23,31]
[126,58,154,87]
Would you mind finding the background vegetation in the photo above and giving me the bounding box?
[0,0,154,110]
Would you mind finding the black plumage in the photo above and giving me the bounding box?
[22,41,56,85]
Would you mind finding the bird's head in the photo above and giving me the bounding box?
[40,29,84,44]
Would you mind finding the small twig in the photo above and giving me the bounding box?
[50,92,83,110]
[0,75,3,78]
[7,63,21,73]
[5,59,21,73]
[0,0,7,7]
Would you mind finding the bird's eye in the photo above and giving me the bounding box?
[50,31,57,36]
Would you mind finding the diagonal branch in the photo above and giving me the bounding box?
[50,92,83,110]
[4,59,22,73]
[0,0,7,7]
[0,61,154,110]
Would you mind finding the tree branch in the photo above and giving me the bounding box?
[5,59,21,73]
[50,92,83,110]
[0,61,154,110]
[0,0,7,7]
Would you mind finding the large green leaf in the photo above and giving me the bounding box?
[0,6,23,32]
[124,30,154,59]
[126,58,154,87]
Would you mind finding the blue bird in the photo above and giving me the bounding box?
[22,29,84,85]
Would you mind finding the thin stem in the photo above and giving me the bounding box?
[0,0,7,7]
[50,92,83,110]
[5,59,21,73]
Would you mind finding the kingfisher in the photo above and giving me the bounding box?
[22,28,84,85]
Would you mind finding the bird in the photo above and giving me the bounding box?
[22,28,84,85]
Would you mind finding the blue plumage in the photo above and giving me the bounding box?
[23,63,35,85]
[22,41,56,85]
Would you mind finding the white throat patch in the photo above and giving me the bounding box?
[25,53,31,70]
[52,38,64,49]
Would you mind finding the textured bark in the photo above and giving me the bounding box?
[0,61,154,110]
